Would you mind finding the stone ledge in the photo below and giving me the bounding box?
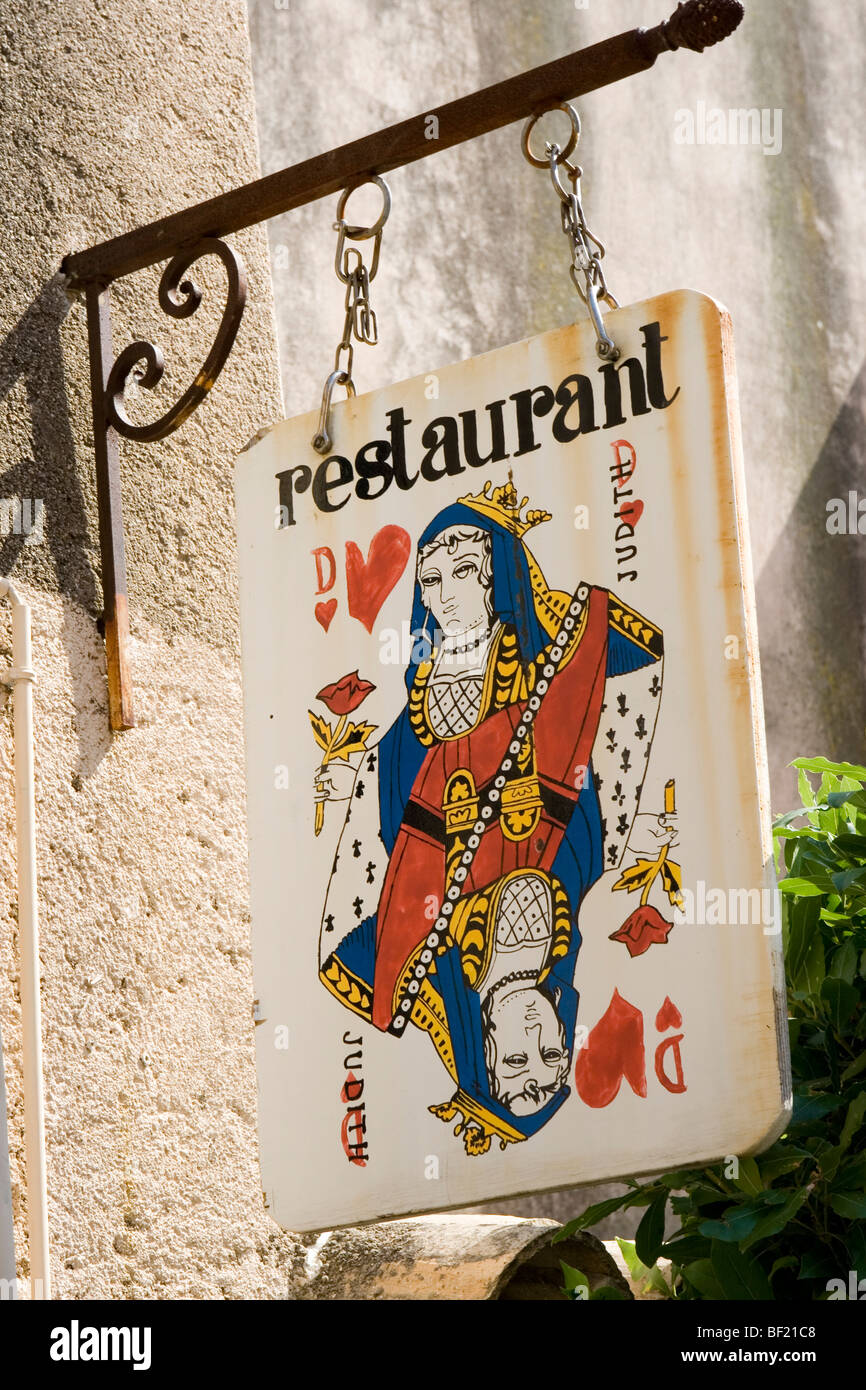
[291,1214,632,1301]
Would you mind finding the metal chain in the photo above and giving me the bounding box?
[312,176,391,454]
[522,104,620,362]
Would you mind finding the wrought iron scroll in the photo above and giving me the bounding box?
[105,237,247,443]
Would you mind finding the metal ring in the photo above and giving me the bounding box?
[521,102,581,168]
[335,175,392,240]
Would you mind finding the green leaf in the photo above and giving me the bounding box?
[617,1245,670,1295]
[842,1049,866,1083]
[758,1142,812,1181]
[839,1092,866,1152]
[659,1169,706,1189]
[759,1156,807,1182]
[613,1238,674,1298]
[769,1255,798,1283]
[784,895,820,985]
[614,1238,644,1280]
[710,1241,773,1300]
[681,1259,725,1300]
[791,756,866,781]
[847,1224,866,1281]
[832,867,866,894]
[831,834,866,860]
[754,1189,790,1207]
[699,1206,762,1242]
[560,1261,590,1299]
[820,976,859,1029]
[732,1156,763,1196]
[799,931,827,996]
[778,878,825,896]
[797,1249,839,1280]
[797,767,816,809]
[828,940,859,983]
[740,1190,807,1250]
[635,1192,668,1267]
[836,1151,866,1187]
[791,1091,846,1125]
[829,1191,866,1219]
[590,1284,632,1301]
[660,1234,712,1264]
[645,1264,675,1298]
[797,1134,833,1162]
[672,1184,729,1212]
[555,1189,648,1238]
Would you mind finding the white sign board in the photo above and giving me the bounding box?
[235,290,790,1233]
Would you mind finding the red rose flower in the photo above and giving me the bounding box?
[316,671,375,716]
[609,904,674,958]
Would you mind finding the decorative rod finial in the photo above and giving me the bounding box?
[661,0,744,52]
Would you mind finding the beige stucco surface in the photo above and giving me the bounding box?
[0,0,298,1296]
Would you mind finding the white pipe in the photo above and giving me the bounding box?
[0,1019,16,1293]
[0,579,50,1300]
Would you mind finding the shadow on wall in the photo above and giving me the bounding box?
[757,354,866,812]
[0,273,111,775]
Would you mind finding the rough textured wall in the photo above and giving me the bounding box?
[0,0,299,1296]
[247,0,865,1232]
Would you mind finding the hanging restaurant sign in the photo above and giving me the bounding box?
[234,289,790,1232]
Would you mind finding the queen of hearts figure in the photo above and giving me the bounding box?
[316,481,664,1155]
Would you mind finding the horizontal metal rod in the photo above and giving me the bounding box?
[62,0,743,289]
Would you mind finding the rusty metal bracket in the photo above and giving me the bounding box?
[61,0,744,730]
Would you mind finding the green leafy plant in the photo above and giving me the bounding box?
[615,1238,676,1297]
[559,1261,630,1301]
[556,756,866,1300]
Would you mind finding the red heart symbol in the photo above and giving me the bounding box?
[655,995,682,1031]
[618,499,644,528]
[315,599,337,632]
[346,525,411,634]
[574,988,647,1108]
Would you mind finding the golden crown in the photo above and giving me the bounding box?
[458,481,551,539]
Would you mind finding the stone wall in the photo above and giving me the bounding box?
[0,0,297,1297]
